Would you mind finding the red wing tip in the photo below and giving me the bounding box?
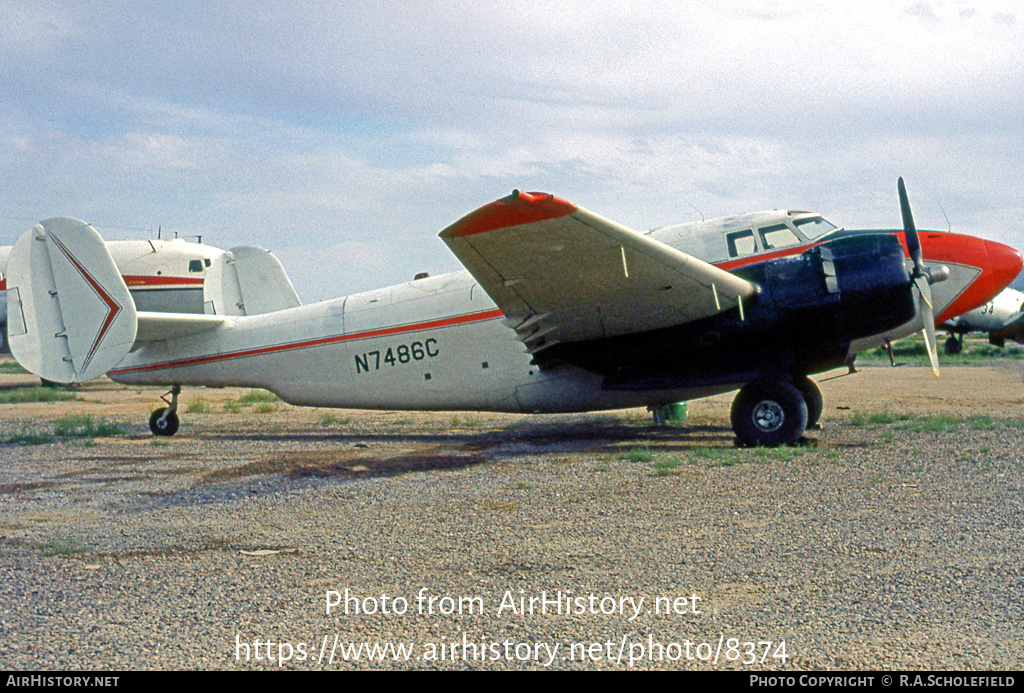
[441,191,577,238]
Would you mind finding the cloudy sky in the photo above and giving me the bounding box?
[2,1,1021,302]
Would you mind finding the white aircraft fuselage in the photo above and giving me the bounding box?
[109,270,726,413]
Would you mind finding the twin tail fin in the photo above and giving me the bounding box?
[6,218,137,383]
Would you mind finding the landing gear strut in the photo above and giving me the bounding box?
[730,379,809,447]
[149,385,181,436]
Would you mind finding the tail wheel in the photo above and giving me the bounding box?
[731,380,808,447]
[149,407,180,436]
[792,376,824,429]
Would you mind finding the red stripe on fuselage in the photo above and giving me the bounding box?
[715,244,823,272]
[0,275,199,291]
[123,275,205,287]
[109,308,506,376]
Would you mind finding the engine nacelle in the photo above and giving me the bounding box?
[767,234,916,343]
[540,233,918,390]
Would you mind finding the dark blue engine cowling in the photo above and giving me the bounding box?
[765,233,915,343]
[537,233,917,390]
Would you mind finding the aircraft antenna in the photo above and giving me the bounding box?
[938,202,952,232]
[683,198,704,222]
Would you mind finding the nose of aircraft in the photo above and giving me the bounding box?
[985,238,1023,293]
[930,235,1022,324]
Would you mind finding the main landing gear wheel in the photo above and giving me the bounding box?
[945,335,963,355]
[792,375,823,429]
[731,380,808,447]
[149,408,180,436]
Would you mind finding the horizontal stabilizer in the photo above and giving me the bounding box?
[204,246,301,316]
[136,311,226,343]
[6,218,137,383]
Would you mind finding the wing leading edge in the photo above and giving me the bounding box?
[440,191,758,354]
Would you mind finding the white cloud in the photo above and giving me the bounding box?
[1,1,1021,298]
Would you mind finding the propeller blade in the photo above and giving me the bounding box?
[900,178,939,377]
[915,274,940,377]
[898,177,923,271]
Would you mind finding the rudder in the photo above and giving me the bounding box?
[6,218,137,383]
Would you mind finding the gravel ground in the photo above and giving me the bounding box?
[0,360,1022,670]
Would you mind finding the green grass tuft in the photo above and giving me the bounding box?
[653,458,681,476]
[850,411,915,426]
[222,389,279,413]
[618,442,653,463]
[53,414,127,438]
[1,429,56,445]
[186,398,211,413]
[894,415,960,433]
[34,536,88,556]
[238,389,279,404]
[968,415,996,431]
[0,387,81,404]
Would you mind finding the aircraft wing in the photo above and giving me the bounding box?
[439,191,758,353]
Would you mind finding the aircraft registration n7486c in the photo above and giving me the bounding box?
[5,179,1021,447]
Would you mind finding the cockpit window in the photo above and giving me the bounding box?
[793,216,838,240]
[759,223,800,250]
[188,259,204,273]
[726,229,758,257]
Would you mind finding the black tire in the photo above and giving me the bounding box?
[944,335,962,355]
[792,375,824,429]
[149,407,180,436]
[731,380,808,447]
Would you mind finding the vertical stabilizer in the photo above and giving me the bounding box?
[203,246,301,316]
[6,218,137,383]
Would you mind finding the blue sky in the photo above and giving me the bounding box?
[2,1,1021,302]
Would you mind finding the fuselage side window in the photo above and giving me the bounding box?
[759,224,801,251]
[726,229,758,257]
